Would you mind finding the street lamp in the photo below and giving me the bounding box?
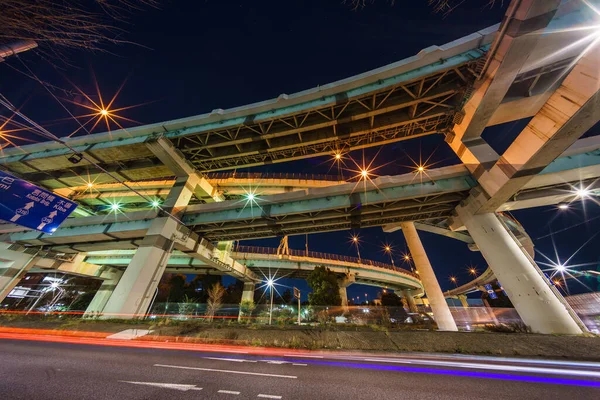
[383,244,395,267]
[450,276,458,287]
[267,279,274,325]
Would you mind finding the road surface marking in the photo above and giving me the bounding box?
[284,354,322,358]
[118,381,202,391]
[218,390,240,395]
[154,364,297,379]
[361,358,600,378]
[258,394,282,399]
[292,363,307,366]
[205,357,257,363]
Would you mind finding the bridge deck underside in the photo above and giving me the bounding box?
[191,191,468,241]
[3,65,473,191]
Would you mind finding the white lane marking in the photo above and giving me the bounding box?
[154,364,297,379]
[361,358,600,378]
[205,357,257,363]
[292,363,307,367]
[284,354,323,358]
[218,390,240,395]
[258,394,282,399]
[119,381,202,391]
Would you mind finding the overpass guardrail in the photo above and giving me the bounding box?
[232,245,418,279]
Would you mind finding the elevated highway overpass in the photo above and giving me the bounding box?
[1,0,599,334]
[80,247,423,294]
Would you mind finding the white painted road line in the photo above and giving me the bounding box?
[119,381,202,391]
[361,358,600,378]
[154,364,297,379]
[292,363,307,367]
[258,394,282,399]
[218,390,240,395]
[284,354,323,358]
[205,357,257,363]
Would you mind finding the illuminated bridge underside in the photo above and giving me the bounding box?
[83,248,423,293]
[2,145,600,247]
[0,26,500,187]
[183,166,476,241]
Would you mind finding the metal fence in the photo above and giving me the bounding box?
[233,245,417,278]
[205,172,349,181]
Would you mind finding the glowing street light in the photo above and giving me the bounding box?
[350,234,362,262]
[383,243,395,267]
[575,187,591,198]
[87,182,94,188]
[361,169,369,178]
[558,203,569,210]
[335,153,342,160]
[151,200,161,208]
[449,276,458,287]
[100,109,109,116]
[267,279,275,325]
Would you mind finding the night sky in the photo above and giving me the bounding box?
[2,0,599,301]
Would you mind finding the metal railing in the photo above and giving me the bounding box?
[205,172,349,182]
[233,245,418,278]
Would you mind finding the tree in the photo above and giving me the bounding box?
[206,282,226,322]
[0,0,158,56]
[167,274,187,303]
[380,291,403,307]
[281,289,293,304]
[306,266,342,306]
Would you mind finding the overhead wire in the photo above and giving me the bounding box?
[0,92,185,226]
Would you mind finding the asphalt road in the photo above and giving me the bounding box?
[0,339,599,400]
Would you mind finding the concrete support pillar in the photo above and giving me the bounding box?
[337,273,355,312]
[241,282,255,303]
[100,218,179,318]
[400,222,458,331]
[100,170,200,318]
[238,282,256,322]
[458,209,582,334]
[339,286,348,310]
[84,268,124,316]
[481,295,500,325]
[458,295,469,308]
[402,289,419,313]
[0,244,38,303]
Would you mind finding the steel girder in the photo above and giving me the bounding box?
[180,67,473,171]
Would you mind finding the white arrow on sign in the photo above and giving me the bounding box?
[10,202,34,222]
[37,210,58,230]
[118,381,202,392]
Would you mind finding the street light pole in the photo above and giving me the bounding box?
[268,280,274,325]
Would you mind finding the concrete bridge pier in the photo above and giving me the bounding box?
[238,282,256,321]
[337,273,355,312]
[399,222,458,332]
[402,289,419,313]
[100,172,200,318]
[0,243,39,303]
[84,268,124,317]
[456,197,583,334]
[457,295,469,308]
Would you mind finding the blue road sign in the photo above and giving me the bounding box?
[497,281,508,296]
[0,171,77,234]
[484,283,498,299]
